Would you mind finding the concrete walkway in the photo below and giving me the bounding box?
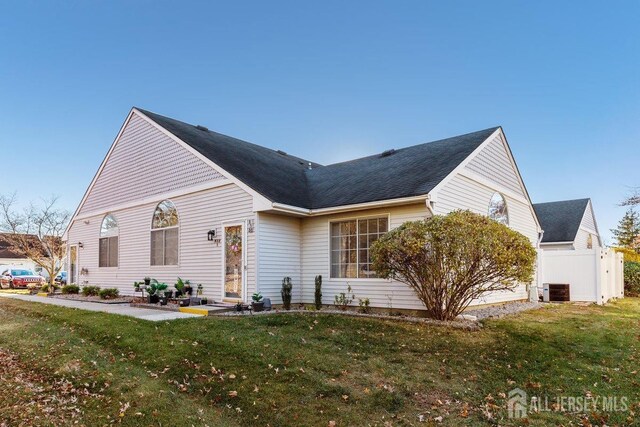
[0,293,202,321]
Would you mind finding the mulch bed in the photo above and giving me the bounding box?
[49,294,133,304]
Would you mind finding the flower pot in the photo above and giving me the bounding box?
[175,290,183,298]
[179,298,190,307]
[201,298,208,305]
[160,296,168,306]
[252,302,264,312]
[149,294,159,304]
[144,278,151,287]
[235,303,243,312]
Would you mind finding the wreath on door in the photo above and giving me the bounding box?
[226,230,242,254]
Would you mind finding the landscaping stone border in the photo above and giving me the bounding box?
[212,301,543,330]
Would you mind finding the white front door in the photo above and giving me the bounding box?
[223,223,246,301]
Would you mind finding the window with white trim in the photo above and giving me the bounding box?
[488,192,509,225]
[99,214,119,267]
[330,216,388,278]
[151,200,179,266]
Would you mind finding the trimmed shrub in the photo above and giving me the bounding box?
[624,261,640,297]
[314,275,322,310]
[371,210,536,320]
[41,283,59,293]
[82,285,101,297]
[61,284,80,294]
[281,277,292,310]
[99,288,119,300]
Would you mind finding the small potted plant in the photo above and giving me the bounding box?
[157,283,169,305]
[174,277,186,297]
[133,281,142,293]
[144,277,151,287]
[251,292,264,312]
[201,297,208,305]
[192,284,204,305]
[147,282,158,304]
[235,302,243,312]
[183,280,193,296]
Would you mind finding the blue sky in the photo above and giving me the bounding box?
[0,1,638,243]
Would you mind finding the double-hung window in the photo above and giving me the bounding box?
[330,216,388,278]
[99,214,118,267]
[151,200,179,266]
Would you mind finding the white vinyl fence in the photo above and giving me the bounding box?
[540,249,624,304]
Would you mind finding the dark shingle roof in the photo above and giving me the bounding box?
[305,127,498,208]
[138,108,498,209]
[533,199,590,243]
[138,109,320,208]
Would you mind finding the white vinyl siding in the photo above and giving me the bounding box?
[581,201,597,231]
[434,173,539,305]
[300,204,429,311]
[574,229,595,250]
[78,112,225,216]
[577,200,600,249]
[256,213,302,304]
[540,243,574,251]
[67,184,256,299]
[464,133,526,197]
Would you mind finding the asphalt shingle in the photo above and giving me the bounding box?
[138,108,498,210]
[533,199,590,243]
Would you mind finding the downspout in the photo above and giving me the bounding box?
[534,230,544,302]
[425,194,435,217]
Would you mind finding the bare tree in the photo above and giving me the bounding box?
[0,194,70,285]
[621,188,640,207]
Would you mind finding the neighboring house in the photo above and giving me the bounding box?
[0,233,39,272]
[533,198,601,250]
[534,199,623,303]
[64,108,542,310]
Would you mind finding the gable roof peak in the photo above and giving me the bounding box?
[134,107,501,209]
[533,198,592,243]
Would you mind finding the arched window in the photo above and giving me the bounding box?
[488,192,509,225]
[99,214,119,267]
[151,200,179,266]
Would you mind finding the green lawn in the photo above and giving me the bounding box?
[0,298,638,426]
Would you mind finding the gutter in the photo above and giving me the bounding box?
[270,195,429,217]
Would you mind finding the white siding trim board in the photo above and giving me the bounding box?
[75,179,233,221]
[457,169,530,206]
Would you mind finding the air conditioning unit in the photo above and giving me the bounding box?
[542,283,571,302]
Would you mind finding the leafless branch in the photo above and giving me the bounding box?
[0,194,70,285]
